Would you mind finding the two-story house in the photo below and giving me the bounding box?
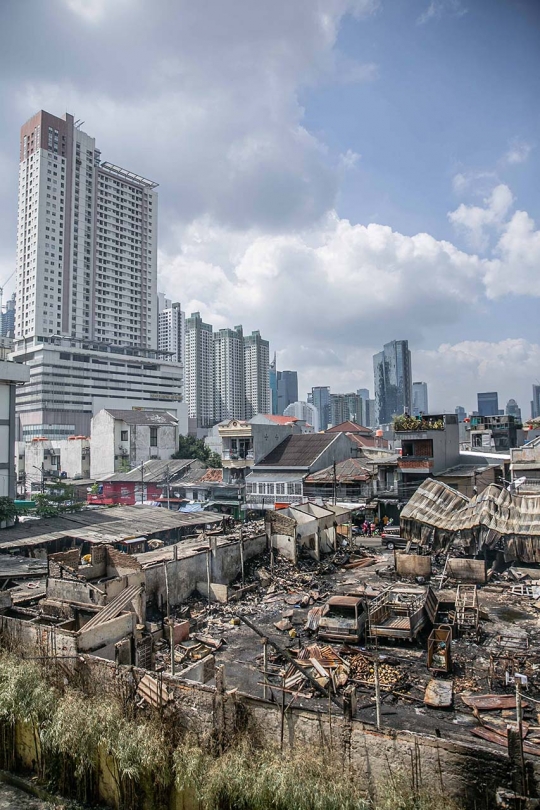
[244,432,354,511]
[394,413,460,500]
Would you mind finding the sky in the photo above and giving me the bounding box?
[0,0,539,416]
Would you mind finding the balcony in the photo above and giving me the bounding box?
[398,457,433,472]
[246,493,303,508]
[394,415,445,432]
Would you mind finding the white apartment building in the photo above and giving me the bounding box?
[16,111,157,346]
[11,335,187,440]
[157,296,184,365]
[284,401,319,432]
[244,330,270,418]
[214,326,245,421]
[185,312,214,428]
[12,110,182,439]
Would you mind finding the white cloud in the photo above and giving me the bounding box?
[485,210,540,298]
[415,339,540,413]
[452,170,498,196]
[504,139,533,165]
[448,184,514,251]
[417,0,467,25]
[61,0,132,23]
[339,149,361,170]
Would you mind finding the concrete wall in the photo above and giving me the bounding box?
[131,422,178,467]
[78,612,135,652]
[90,409,116,479]
[143,534,266,606]
[77,655,517,809]
[251,421,293,462]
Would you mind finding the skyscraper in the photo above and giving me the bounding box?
[506,399,522,423]
[277,370,298,415]
[185,312,214,428]
[477,392,499,417]
[0,294,16,338]
[214,326,245,421]
[373,340,412,425]
[158,297,184,365]
[16,111,157,345]
[412,381,429,417]
[330,393,362,426]
[11,110,188,439]
[244,330,270,418]
[455,405,466,423]
[532,385,540,420]
[312,386,331,431]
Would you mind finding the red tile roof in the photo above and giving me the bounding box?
[347,432,389,449]
[326,421,372,435]
[263,415,299,425]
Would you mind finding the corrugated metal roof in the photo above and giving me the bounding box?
[304,458,371,484]
[102,458,196,483]
[245,472,304,483]
[104,409,178,426]
[257,434,338,468]
[0,505,223,550]
[400,478,540,561]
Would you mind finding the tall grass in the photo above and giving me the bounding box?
[0,651,463,810]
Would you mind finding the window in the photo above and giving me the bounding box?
[121,430,128,442]
[275,483,285,496]
[149,426,158,447]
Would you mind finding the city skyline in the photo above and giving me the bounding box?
[0,2,539,415]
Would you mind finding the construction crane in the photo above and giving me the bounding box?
[0,269,16,314]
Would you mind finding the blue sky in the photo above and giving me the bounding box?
[0,0,539,415]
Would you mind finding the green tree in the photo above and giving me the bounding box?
[34,481,84,518]
[0,498,18,526]
[172,435,222,468]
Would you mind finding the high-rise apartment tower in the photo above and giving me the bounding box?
[214,326,245,421]
[244,330,270,418]
[16,111,157,345]
[373,340,412,425]
[185,312,214,428]
[158,295,184,365]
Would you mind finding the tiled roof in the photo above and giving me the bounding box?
[256,434,338,468]
[347,432,389,449]
[198,468,223,483]
[104,409,178,426]
[304,458,372,484]
[326,421,372,435]
[263,415,299,425]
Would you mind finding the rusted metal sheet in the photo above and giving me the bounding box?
[462,694,527,711]
[471,727,540,758]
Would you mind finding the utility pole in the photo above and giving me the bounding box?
[140,460,145,504]
[333,460,337,505]
[165,465,171,510]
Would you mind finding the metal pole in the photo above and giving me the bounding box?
[166,465,171,510]
[374,657,381,730]
[263,638,268,700]
[206,546,211,606]
[170,622,175,677]
[239,525,245,585]
[516,677,523,740]
[140,460,145,504]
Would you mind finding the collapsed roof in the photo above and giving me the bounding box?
[400,478,540,563]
